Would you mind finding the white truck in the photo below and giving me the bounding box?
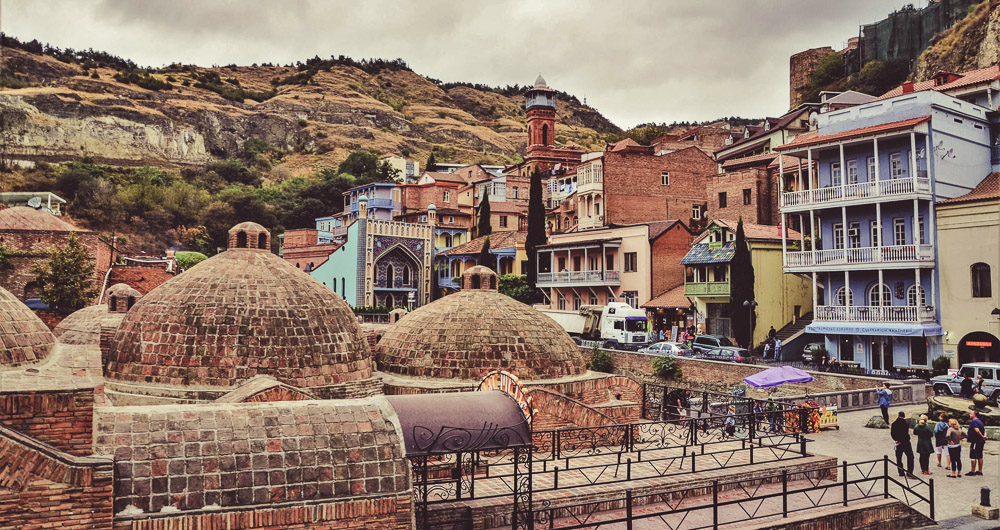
[539,302,650,351]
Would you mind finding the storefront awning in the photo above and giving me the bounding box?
[805,321,942,337]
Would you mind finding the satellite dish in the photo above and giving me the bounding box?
[27,196,42,209]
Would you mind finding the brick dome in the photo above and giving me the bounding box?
[375,267,585,380]
[105,283,142,313]
[104,224,376,399]
[53,305,112,345]
[0,285,55,365]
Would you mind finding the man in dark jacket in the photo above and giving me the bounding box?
[891,411,915,477]
[960,375,974,398]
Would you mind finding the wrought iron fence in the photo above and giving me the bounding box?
[532,455,934,529]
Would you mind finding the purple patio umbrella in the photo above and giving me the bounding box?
[743,366,814,388]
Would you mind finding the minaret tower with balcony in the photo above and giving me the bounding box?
[526,74,557,158]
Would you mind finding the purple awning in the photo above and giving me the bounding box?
[743,366,815,388]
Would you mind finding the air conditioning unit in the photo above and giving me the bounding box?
[848,228,859,237]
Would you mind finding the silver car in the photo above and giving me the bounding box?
[929,363,1000,401]
[639,341,693,357]
[802,342,824,362]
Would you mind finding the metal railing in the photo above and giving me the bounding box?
[684,281,731,296]
[781,177,931,208]
[532,455,934,529]
[814,305,936,323]
[536,270,621,285]
[785,244,934,268]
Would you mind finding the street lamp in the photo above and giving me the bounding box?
[742,300,758,350]
[407,291,415,311]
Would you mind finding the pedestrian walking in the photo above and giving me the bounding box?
[768,326,776,340]
[890,411,915,477]
[875,383,891,424]
[967,410,986,476]
[946,418,965,478]
[914,415,934,475]
[765,397,781,434]
[762,340,771,360]
[934,413,950,469]
[773,338,782,359]
[724,405,736,437]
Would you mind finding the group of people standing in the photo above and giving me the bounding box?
[761,326,781,360]
[880,382,987,479]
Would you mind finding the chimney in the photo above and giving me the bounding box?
[902,81,915,94]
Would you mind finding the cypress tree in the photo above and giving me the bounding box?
[477,191,492,237]
[426,152,436,172]
[477,236,495,271]
[728,219,757,348]
[525,169,546,288]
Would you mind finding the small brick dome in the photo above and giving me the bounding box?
[105,283,141,313]
[375,267,585,380]
[105,224,375,396]
[53,305,110,345]
[0,285,55,365]
[228,221,270,250]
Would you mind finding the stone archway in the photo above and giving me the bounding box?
[374,244,423,304]
[958,331,1000,365]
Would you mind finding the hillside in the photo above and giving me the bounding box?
[0,44,621,176]
[914,0,1000,81]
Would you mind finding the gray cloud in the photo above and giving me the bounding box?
[5,0,911,127]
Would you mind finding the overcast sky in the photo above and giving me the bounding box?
[6,0,919,128]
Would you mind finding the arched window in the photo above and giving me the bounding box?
[236,231,248,248]
[127,296,136,309]
[972,262,992,298]
[835,286,853,306]
[490,275,497,289]
[868,283,891,306]
[385,264,395,287]
[542,124,549,146]
[907,285,926,306]
[402,265,411,286]
[445,234,453,247]
[258,233,267,249]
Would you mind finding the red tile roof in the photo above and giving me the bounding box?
[440,230,525,256]
[642,284,689,309]
[695,219,800,243]
[876,64,1000,100]
[937,172,999,205]
[0,206,85,232]
[775,117,930,151]
[720,152,779,170]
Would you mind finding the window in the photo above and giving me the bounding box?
[893,218,906,246]
[499,215,508,228]
[558,293,566,310]
[742,188,752,205]
[692,204,702,220]
[911,337,928,366]
[835,286,853,306]
[831,162,842,187]
[512,186,519,199]
[622,291,638,307]
[870,220,881,247]
[589,256,599,271]
[718,192,728,208]
[868,283,891,306]
[907,284,926,306]
[889,152,905,179]
[573,256,581,271]
[558,257,566,272]
[443,191,451,203]
[402,266,411,286]
[972,263,992,297]
[833,223,844,250]
[848,222,860,249]
[448,216,455,224]
[419,215,428,223]
[542,124,549,145]
[847,160,858,184]
[590,293,598,305]
[386,264,395,286]
[573,294,582,310]
[624,252,638,273]
[661,171,670,186]
[867,157,876,181]
[918,216,925,244]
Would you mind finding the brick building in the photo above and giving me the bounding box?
[705,153,810,227]
[0,206,113,303]
[521,75,585,174]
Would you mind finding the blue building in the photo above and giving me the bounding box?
[776,82,998,373]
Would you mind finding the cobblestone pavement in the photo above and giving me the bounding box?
[806,405,999,528]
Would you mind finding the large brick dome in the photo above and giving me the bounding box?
[0,285,55,365]
[375,267,585,380]
[104,225,376,400]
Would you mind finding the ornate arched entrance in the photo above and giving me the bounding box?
[957,331,1000,365]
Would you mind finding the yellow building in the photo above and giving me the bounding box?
[936,173,1000,367]
[682,219,813,347]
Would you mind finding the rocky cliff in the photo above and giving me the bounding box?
[914,0,1000,81]
[0,47,620,174]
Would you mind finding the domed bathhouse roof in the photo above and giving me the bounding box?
[0,206,84,232]
[53,305,111,345]
[375,267,586,382]
[0,285,55,366]
[103,223,380,404]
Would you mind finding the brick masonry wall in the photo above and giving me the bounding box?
[649,223,694,297]
[603,147,715,230]
[706,167,776,226]
[0,388,95,456]
[108,263,175,296]
[33,308,67,329]
[0,425,114,530]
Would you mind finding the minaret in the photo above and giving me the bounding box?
[525,74,557,167]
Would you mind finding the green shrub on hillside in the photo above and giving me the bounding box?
[174,251,208,270]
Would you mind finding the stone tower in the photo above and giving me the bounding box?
[525,74,557,157]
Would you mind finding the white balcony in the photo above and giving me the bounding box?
[814,305,936,323]
[781,176,931,211]
[537,270,621,287]
[785,244,934,271]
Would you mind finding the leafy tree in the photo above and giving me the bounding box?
[338,151,379,178]
[525,170,546,288]
[174,251,208,270]
[373,160,402,183]
[477,192,492,237]
[477,236,496,272]
[30,233,97,313]
[728,219,756,348]
[206,160,260,186]
[845,59,910,96]
[498,274,543,305]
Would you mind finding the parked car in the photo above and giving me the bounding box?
[699,346,750,363]
[802,342,824,362]
[639,341,694,357]
[692,334,733,354]
[929,362,1000,402]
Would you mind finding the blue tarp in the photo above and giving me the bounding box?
[805,321,943,337]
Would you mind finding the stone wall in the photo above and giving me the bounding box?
[0,388,96,456]
[108,262,175,295]
[789,47,833,108]
[0,424,113,529]
[0,229,111,303]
